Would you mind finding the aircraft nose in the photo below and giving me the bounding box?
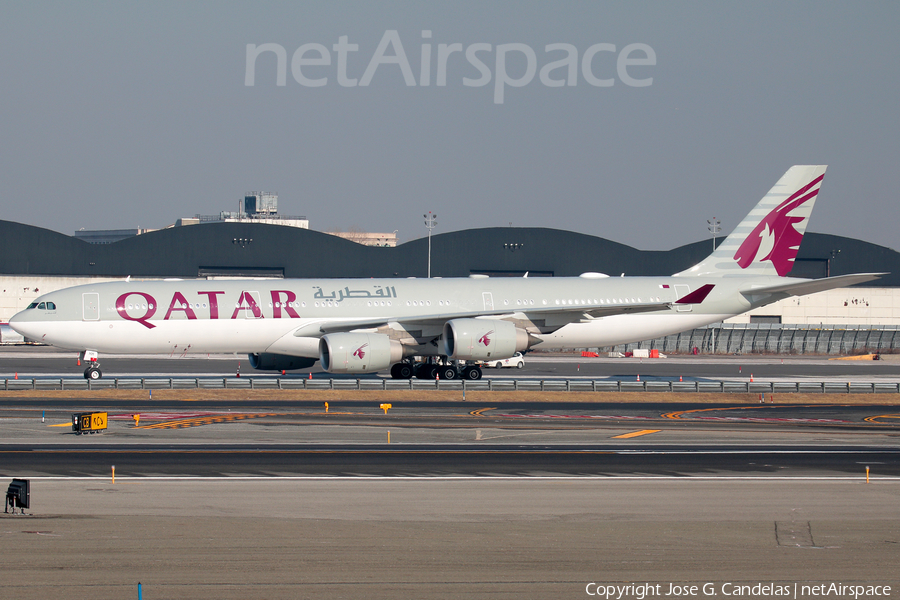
[8,309,38,339]
[9,310,24,329]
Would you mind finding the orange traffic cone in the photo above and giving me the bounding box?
[750,374,754,382]
[14,372,18,380]
[636,374,640,382]
[679,375,683,382]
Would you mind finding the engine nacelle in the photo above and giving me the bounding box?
[442,318,529,361]
[248,353,317,372]
[319,332,403,374]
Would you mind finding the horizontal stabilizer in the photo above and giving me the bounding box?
[740,273,885,299]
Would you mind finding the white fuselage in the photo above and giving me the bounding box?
[9,276,757,357]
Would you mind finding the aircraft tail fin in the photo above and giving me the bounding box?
[676,165,827,277]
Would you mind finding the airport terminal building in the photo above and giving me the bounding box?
[2,218,899,353]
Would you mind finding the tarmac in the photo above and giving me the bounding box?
[2,478,899,599]
[2,350,899,598]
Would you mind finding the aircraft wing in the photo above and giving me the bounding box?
[740,273,885,299]
[291,292,701,338]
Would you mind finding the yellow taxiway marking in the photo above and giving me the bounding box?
[132,410,369,430]
[664,404,887,425]
[663,406,762,419]
[469,407,497,417]
[864,414,900,424]
[37,410,374,430]
[612,429,661,439]
[136,412,277,430]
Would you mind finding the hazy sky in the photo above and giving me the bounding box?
[2,1,897,250]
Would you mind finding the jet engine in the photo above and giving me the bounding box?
[248,353,317,372]
[442,319,529,361]
[319,332,403,374]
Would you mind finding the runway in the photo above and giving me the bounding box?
[2,399,899,478]
[3,443,899,478]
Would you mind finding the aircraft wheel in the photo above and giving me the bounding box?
[391,363,414,379]
[463,366,482,380]
[84,367,102,380]
[439,366,458,380]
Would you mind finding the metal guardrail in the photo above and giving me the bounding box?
[2,377,900,394]
[615,324,900,355]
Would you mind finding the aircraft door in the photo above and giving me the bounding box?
[482,292,494,311]
[674,285,692,312]
[83,293,100,321]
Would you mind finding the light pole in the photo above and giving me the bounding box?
[707,217,721,251]
[828,249,840,277]
[424,212,437,278]
[707,215,722,356]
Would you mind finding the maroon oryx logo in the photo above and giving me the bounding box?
[733,174,822,276]
[353,344,368,359]
[478,330,494,347]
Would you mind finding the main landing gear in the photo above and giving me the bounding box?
[389,360,482,380]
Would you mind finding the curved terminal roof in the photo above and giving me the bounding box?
[0,220,896,285]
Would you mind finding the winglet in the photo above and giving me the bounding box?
[675,284,715,304]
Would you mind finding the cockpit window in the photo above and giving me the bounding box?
[26,301,55,310]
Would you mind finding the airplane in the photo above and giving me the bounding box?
[9,165,883,381]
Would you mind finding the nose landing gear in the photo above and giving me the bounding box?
[80,351,102,379]
[84,366,102,380]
